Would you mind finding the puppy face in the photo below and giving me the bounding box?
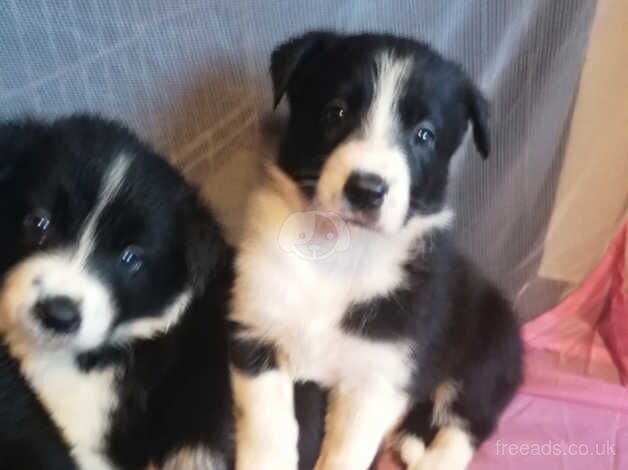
[0,116,217,353]
[271,32,489,234]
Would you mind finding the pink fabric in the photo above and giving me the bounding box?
[378,222,628,469]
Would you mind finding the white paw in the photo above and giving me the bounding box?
[407,427,473,470]
[395,434,426,469]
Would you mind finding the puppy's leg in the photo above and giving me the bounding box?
[314,384,408,470]
[408,315,521,470]
[231,367,299,470]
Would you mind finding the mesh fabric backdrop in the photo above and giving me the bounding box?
[0,0,597,319]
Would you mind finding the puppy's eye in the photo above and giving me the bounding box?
[120,245,144,274]
[23,210,52,246]
[322,99,348,128]
[413,123,436,149]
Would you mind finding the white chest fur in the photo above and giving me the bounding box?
[233,223,417,390]
[20,350,117,470]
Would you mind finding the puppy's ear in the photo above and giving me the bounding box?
[271,31,337,108]
[181,194,228,294]
[466,83,490,159]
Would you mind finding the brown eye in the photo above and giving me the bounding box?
[322,99,348,128]
[23,209,52,246]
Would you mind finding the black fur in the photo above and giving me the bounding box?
[293,382,327,470]
[344,231,522,444]
[0,115,234,469]
[104,279,234,469]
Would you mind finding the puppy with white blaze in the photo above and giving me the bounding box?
[229,32,522,470]
[0,115,234,469]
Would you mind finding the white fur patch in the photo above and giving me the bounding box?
[74,156,130,266]
[365,53,411,143]
[316,52,412,233]
[314,385,408,470]
[111,289,192,342]
[397,434,427,467]
[409,426,474,470]
[233,195,417,387]
[160,446,226,470]
[231,368,299,470]
[17,349,117,470]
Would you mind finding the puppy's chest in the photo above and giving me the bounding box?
[237,246,411,388]
[277,321,411,389]
[21,352,118,470]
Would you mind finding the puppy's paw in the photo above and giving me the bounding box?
[393,433,426,469]
[406,427,473,470]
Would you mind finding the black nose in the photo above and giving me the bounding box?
[343,172,388,210]
[33,297,81,333]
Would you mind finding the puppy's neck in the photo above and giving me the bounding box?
[330,208,454,278]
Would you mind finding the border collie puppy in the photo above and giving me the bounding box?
[229,32,522,470]
[0,115,233,469]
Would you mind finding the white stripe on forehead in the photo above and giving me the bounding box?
[364,52,411,143]
[74,155,130,265]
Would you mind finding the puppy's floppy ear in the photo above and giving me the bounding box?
[180,193,228,294]
[465,83,491,159]
[271,31,337,108]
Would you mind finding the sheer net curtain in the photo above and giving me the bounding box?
[1,1,600,319]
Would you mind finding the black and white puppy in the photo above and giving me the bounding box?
[0,115,233,470]
[229,32,522,470]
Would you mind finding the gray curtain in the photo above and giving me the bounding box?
[0,0,597,319]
